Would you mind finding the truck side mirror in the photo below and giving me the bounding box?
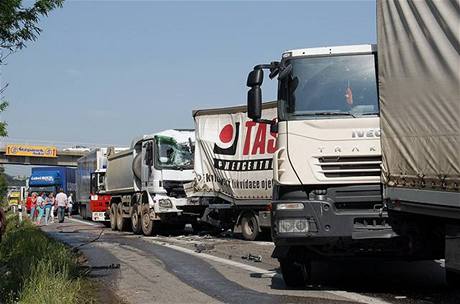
[248,87,262,121]
[247,69,264,87]
[247,69,263,121]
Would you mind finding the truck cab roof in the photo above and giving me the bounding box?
[283,44,376,58]
[130,129,195,148]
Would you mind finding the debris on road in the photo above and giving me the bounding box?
[241,253,262,263]
[195,243,215,253]
[220,229,233,238]
[91,263,121,270]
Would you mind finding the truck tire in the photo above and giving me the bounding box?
[279,258,311,288]
[446,269,460,287]
[141,206,155,236]
[131,204,142,235]
[110,203,117,231]
[241,213,259,241]
[116,202,127,231]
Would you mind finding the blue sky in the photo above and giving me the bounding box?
[2,0,376,175]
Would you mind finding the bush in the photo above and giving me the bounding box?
[0,215,85,303]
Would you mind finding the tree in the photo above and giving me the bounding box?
[0,0,63,134]
[0,1,63,201]
[0,0,63,129]
[0,0,64,57]
[0,166,7,207]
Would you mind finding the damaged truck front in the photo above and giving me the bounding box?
[105,129,197,235]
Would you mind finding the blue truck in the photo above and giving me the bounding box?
[28,167,76,199]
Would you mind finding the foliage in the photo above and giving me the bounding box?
[0,166,8,207]
[0,100,8,137]
[0,0,63,142]
[0,215,90,303]
[0,0,64,54]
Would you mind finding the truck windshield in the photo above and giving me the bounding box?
[155,136,193,170]
[282,54,378,120]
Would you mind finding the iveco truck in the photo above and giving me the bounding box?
[246,44,402,286]
[377,0,460,286]
[105,129,197,235]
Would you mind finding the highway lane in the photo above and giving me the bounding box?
[41,218,459,304]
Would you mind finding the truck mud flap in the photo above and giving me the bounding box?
[446,224,460,273]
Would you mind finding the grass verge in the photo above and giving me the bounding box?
[0,213,95,303]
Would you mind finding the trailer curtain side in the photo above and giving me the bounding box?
[189,102,277,204]
[377,0,460,194]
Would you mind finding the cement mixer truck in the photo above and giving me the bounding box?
[105,129,197,235]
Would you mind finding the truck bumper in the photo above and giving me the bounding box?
[271,184,405,258]
[272,200,396,242]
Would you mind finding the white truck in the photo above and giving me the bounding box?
[186,102,277,240]
[105,129,197,235]
[377,0,460,286]
[246,44,404,286]
[77,148,126,222]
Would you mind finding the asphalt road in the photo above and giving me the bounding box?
[41,217,460,304]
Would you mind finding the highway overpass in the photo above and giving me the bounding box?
[0,140,103,167]
[0,148,86,167]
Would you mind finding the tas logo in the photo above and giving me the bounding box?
[213,122,240,155]
[212,121,277,172]
[213,121,277,156]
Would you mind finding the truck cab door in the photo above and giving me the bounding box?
[141,140,154,188]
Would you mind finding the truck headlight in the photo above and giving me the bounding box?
[277,203,304,210]
[278,219,309,233]
[159,199,172,209]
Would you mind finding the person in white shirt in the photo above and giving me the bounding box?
[67,193,73,218]
[55,189,68,223]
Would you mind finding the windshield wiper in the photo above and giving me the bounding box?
[357,112,379,116]
[293,111,357,118]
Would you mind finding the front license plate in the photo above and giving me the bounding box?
[92,212,106,221]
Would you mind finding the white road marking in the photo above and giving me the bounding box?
[145,239,392,304]
[148,238,277,275]
[62,219,392,304]
[250,241,274,246]
[68,217,103,227]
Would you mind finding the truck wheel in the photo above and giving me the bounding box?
[279,258,311,288]
[116,202,126,231]
[131,204,142,235]
[110,203,117,231]
[446,269,460,287]
[241,213,259,241]
[141,207,155,236]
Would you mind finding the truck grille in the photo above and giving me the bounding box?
[162,180,191,198]
[317,156,381,178]
[328,184,383,211]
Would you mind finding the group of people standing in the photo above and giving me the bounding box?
[29,189,73,225]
